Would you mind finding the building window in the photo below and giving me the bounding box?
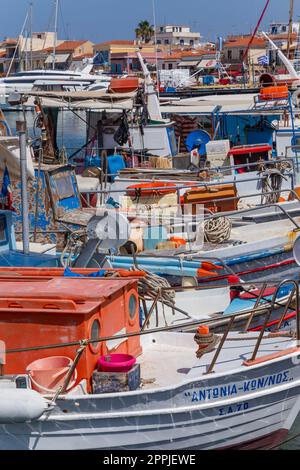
[162,63,165,69]
[239,49,244,59]
[164,39,169,45]
[228,50,232,60]
[190,40,194,46]
[160,27,164,32]
[180,39,184,46]
[157,39,161,44]
[168,63,173,69]
[282,26,287,32]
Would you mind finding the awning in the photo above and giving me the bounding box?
[228,144,272,156]
[198,59,217,69]
[26,90,136,110]
[45,54,70,64]
[178,60,200,67]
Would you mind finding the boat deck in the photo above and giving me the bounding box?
[138,332,295,390]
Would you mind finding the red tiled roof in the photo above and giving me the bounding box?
[73,53,94,60]
[2,39,17,46]
[269,32,297,41]
[94,40,135,48]
[44,40,90,53]
[224,36,266,48]
[0,51,6,58]
[55,40,90,51]
[161,49,212,60]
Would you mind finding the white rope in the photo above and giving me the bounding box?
[204,216,232,244]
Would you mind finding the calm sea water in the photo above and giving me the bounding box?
[4,109,300,450]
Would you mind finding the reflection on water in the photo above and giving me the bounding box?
[280,417,300,449]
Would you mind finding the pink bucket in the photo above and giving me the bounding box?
[97,354,136,373]
[26,356,77,394]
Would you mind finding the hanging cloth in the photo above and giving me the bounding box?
[114,111,130,146]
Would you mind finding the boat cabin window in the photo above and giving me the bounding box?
[229,147,270,174]
[0,215,8,246]
[53,174,76,200]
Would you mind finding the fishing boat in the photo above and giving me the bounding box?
[0,275,300,450]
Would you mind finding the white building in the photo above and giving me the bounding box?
[269,22,300,36]
[154,25,201,48]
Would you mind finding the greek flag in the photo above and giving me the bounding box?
[258,55,269,66]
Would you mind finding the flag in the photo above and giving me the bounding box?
[258,55,269,66]
[0,166,14,211]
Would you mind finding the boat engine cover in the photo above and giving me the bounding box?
[0,389,47,423]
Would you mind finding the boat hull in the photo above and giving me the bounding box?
[1,350,300,450]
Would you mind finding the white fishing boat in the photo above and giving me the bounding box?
[0,276,300,450]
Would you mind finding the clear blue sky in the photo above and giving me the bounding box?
[0,0,297,43]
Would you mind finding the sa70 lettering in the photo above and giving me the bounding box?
[219,402,249,416]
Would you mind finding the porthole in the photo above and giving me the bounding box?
[128,294,137,320]
[89,318,101,354]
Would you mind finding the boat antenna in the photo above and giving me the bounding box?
[29,2,33,70]
[52,0,59,70]
[152,0,159,96]
[6,9,29,76]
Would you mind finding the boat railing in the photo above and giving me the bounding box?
[63,146,295,179]
[140,278,300,374]
[204,200,300,230]
[205,279,299,373]
[4,278,299,387]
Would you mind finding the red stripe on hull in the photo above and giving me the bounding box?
[220,429,288,450]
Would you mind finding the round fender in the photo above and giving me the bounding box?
[292,88,300,107]
[0,389,47,424]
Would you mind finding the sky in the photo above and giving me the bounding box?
[0,0,298,43]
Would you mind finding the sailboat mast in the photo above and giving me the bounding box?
[52,0,59,70]
[287,0,294,60]
[30,2,33,70]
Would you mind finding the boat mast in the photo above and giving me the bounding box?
[6,10,29,76]
[287,0,294,60]
[29,2,33,70]
[152,0,159,95]
[52,0,59,70]
[241,0,270,81]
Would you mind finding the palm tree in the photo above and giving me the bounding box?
[135,20,154,43]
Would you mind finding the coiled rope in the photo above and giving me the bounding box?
[203,216,232,244]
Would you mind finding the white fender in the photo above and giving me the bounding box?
[0,389,47,424]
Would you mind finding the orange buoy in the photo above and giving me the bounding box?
[197,325,210,335]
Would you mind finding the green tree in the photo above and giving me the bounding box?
[135,20,154,43]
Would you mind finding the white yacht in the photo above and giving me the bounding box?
[0,66,111,105]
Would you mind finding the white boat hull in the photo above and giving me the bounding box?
[1,334,300,450]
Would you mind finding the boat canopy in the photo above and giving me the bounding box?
[26,90,136,110]
[44,54,70,64]
[228,144,272,156]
